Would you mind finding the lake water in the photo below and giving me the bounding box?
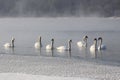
[0,17,120,63]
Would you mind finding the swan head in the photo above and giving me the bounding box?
[51,38,54,42]
[85,36,88,39]
[83,35,88,41]
[94,38,97,42]
[69,40,72,43]
[98,37,102,40]
[12,37,15,40]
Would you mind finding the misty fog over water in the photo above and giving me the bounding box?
[0,17,120,31]
[0,0,120,17]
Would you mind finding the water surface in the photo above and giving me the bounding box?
[0,17,120,63]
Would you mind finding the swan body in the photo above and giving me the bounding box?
[56,40,72,51]
[34,42,40,48]
[90,44,96,53]
[77,36,88,48]
[46,45,52,50]
[34,36,42,49]
[56,46,68,52]
[56,46,66,50]
[90,38,97,53]
[4,37,15,48]
[56,46,66,53]
[46,39,54,50]
[4,43,11,48]
[77,41,86,47]
[98,37,106,50]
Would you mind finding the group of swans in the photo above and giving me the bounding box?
[34,36,72,52]
[77,36,106,52]
[3,36,106,53]
[90,37,106,52]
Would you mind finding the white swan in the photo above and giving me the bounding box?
[34,36,42,49]
[56,40,72,51]
[4,37,15,48]
[98,37,106,50]
[46,38,54,50]
[77,36,88,48]
[90,38,97,53]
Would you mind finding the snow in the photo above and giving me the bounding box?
[0,54,120,80]
[0,73,92,80]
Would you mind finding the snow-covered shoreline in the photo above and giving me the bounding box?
[0,54,120,80]
[0,73,94,80]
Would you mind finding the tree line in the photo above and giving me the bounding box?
[0,0,120,17]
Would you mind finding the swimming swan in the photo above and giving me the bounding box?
[46,38,54,50]
[77,36,88,48]
[56,40,72,51]
[4,37,15,48]
[90,38,97,53]
[98,37,106,50]
[34,36,42,49]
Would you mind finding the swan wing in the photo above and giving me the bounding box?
[77,41,85,47]
[4,43,11,48]
[34,42,40,48]
[101,45,106,49]
[98,45,106,50]
[56,46,66,50]
[90,45,96,52]
[46,44,51,50]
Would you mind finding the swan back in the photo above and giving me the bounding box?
[4,43,11,48]
[77,41,83,47]
[98,44,106,50]
[46,44,52,50]
[56,46,66,50]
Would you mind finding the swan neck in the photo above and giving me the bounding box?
[99,39,102,49]
[51,40,54,50]
[11,39,14,48]
[39,37,42,46]
[85,39,87,47]
[68,41,71,51]
[94,40,97,50]
[83,37,87,47]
